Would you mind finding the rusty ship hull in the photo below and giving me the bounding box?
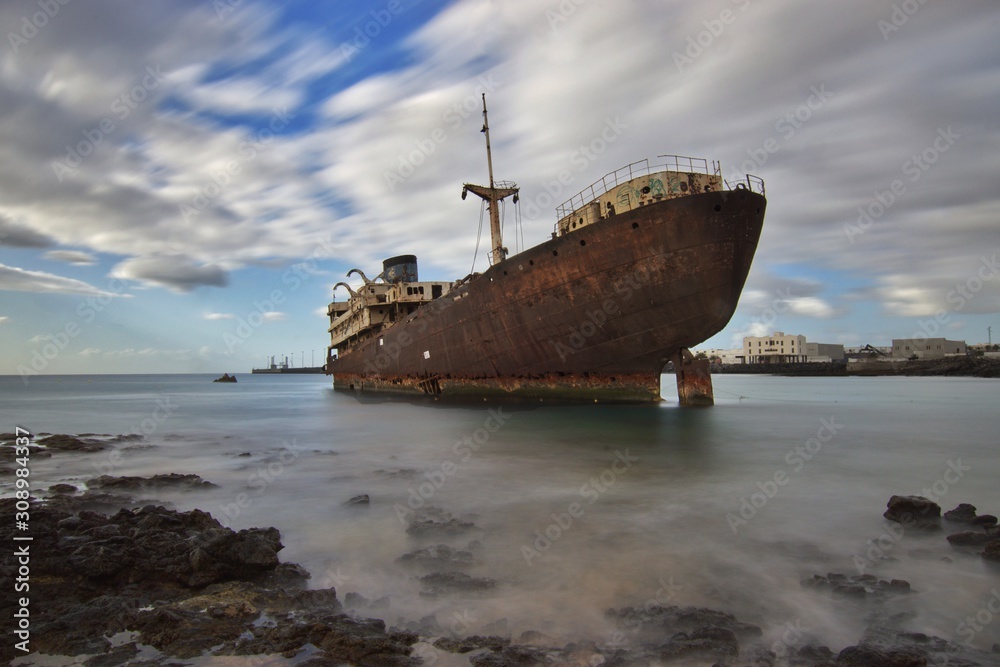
[326,186,765,401]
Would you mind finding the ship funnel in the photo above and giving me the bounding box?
[382,255,418,284]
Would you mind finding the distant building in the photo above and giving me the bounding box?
[805,342,845,362]
[743,332,844,363]
[891,338,967,359]
[743,332,807,363]
[700,348,744,364]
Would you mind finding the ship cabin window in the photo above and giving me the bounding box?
[369,287,376,294]
[419,286,425,294]
[432,285,442,299]
[407,287,413,296]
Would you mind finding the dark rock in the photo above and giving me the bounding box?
[346,494,370,505]
[406,516,477,537]
[48,483,78,494]
[658,626,739,662]
[83,642,140,667]
[835,644,926,666]
[318,615,419,666]
[518,630,555,646]
[214,373,237,382]
[470,644,550,667]
[434,635,509,653]
[883,495,941,529]
[983,538,1000,562]
[943,503,978,523]
[947,531,991,547]
[397,544,476,569]
[802,573,911,598]
[605,604,762,644]
[418,571,498,597]
[971,514,998,527]
[86,473,217,490]
[38,434,110,452]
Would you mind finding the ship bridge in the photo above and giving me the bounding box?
[555,155,764,236]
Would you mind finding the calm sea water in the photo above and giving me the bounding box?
[2,373,998,660]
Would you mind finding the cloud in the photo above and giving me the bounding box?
[44,250,97,265]
[79,348,101,356]
[0,263,121,297]
[313,306,328,317]
[262,311,287,322]
[204,312,236,320]
[112,255,228,292]
[0,316,8,324]
[0,216,55,248]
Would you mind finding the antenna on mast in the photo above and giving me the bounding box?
[462,94,519,266]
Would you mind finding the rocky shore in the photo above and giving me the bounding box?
[714,357,1000,378]
[3,434,1000,666]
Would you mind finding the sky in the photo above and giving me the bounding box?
[1,0,998,376]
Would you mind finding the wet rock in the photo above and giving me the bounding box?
[518,630,555,646]
[317,616,420,666]
[397,544,476,569]
[802,573,911,597]
[658,626,739,662]
[605,604,762,644]
[345,494,370,505]
[434,635,509,653]
[835,644,926,666]
[469,644,551,667]
[943,503,978,523]
[49,483,78,494]
[86,473,217,491]
[883,495,941,529]
[983,538,1000,562]
[406,515,477,537]
[947,531,991,547]
[971,514,998,528]
[38,434,110,452]
[82,642,140,667]
[418,571,498,597]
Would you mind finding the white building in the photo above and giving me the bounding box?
[743,332,807,363]
[743,332,845,363]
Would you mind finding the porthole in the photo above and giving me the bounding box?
[632,222,639,229]
[552,250,558,257]
[714,204,721,212]
[529,259,534,266]
[580,239,586,246]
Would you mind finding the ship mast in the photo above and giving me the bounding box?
[462,94,519,266]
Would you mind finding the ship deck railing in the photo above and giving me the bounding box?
[555,155,720,221]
